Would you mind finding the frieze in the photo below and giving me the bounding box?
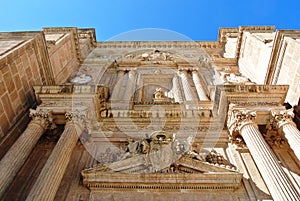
[97,41,222,49]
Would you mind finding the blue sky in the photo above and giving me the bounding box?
[0,0,300,41]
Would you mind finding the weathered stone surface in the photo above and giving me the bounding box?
[1,26,300,201]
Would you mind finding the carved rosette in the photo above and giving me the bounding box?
[271,108,296,129]
[227,109,257,139]
[29,108,54,129]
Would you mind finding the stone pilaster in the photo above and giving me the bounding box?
[112,70,125,100]
[191,70,209,101]
[123,69,136,100]
[0,109,53,198]
[271,109,300,160]
[178,70,196,101]
[172,75,183,103]
[228,110,300,201]
[26,110,85,201]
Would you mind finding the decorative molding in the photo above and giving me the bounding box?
[97,41,222,49]
[78,28,97,47]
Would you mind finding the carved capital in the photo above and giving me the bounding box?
[271,108,296,129]
[228,109,257,137]
[65,110,87,125]
[29,108,54,129]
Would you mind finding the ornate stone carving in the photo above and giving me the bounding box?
[227,109,257,138]
[65,110,87,131]
[263,125,286,147]
[220,72,254,85]
[29,108,54,129]
[270,108,296,128]
[205,150,236,169]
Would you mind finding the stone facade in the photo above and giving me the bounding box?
[0,26,300,201]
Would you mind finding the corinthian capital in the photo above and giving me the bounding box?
[271,108,295,128]
[228,109,257,136]
[29,108,54,129]
[65,110,87,125]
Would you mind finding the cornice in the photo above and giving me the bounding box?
[97,41,222,49]
[218,28,238,44]
[78,28,97,48]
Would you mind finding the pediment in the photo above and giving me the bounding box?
[81,155,242,191]
[81,131,242,191]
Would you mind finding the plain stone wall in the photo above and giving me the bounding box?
[238,32,275,84]
[276,37,300,106]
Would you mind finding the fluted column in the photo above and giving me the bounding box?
[172,75,183,103]
[191,70,209,101]
[123,69,136,100]
[26,111,85,201]
[271,109,300,161]
[0,109,52,198]
[228,110,300,201]
[179,70,196,101]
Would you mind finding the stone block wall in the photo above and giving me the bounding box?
[43,29,79,84]
[0,32,54,138]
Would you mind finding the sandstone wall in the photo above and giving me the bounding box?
[0,32,53,139]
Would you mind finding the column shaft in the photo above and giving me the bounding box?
[26,121,82,201]
[179,70,196,101]
[282,124,300,160]
[172,75,183,103]
[0,122,45,197]
[192,71,209,101]
[241,124,300,201]
[271,109,300,161]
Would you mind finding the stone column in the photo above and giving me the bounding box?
[26,111,85,201]
[172,75,183,103]
[0,109,52,198]
[228,110,300,201]
[123,69,136,100]
[271,109,300,161]
[178,70,196,101]
[191,70,209,101]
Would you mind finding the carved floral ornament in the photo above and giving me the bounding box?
[228,109,257,137]
[29,108,55,129]
[270,108,296,128]
[65,110,87,125]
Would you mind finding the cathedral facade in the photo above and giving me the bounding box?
[0,26,299,201]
